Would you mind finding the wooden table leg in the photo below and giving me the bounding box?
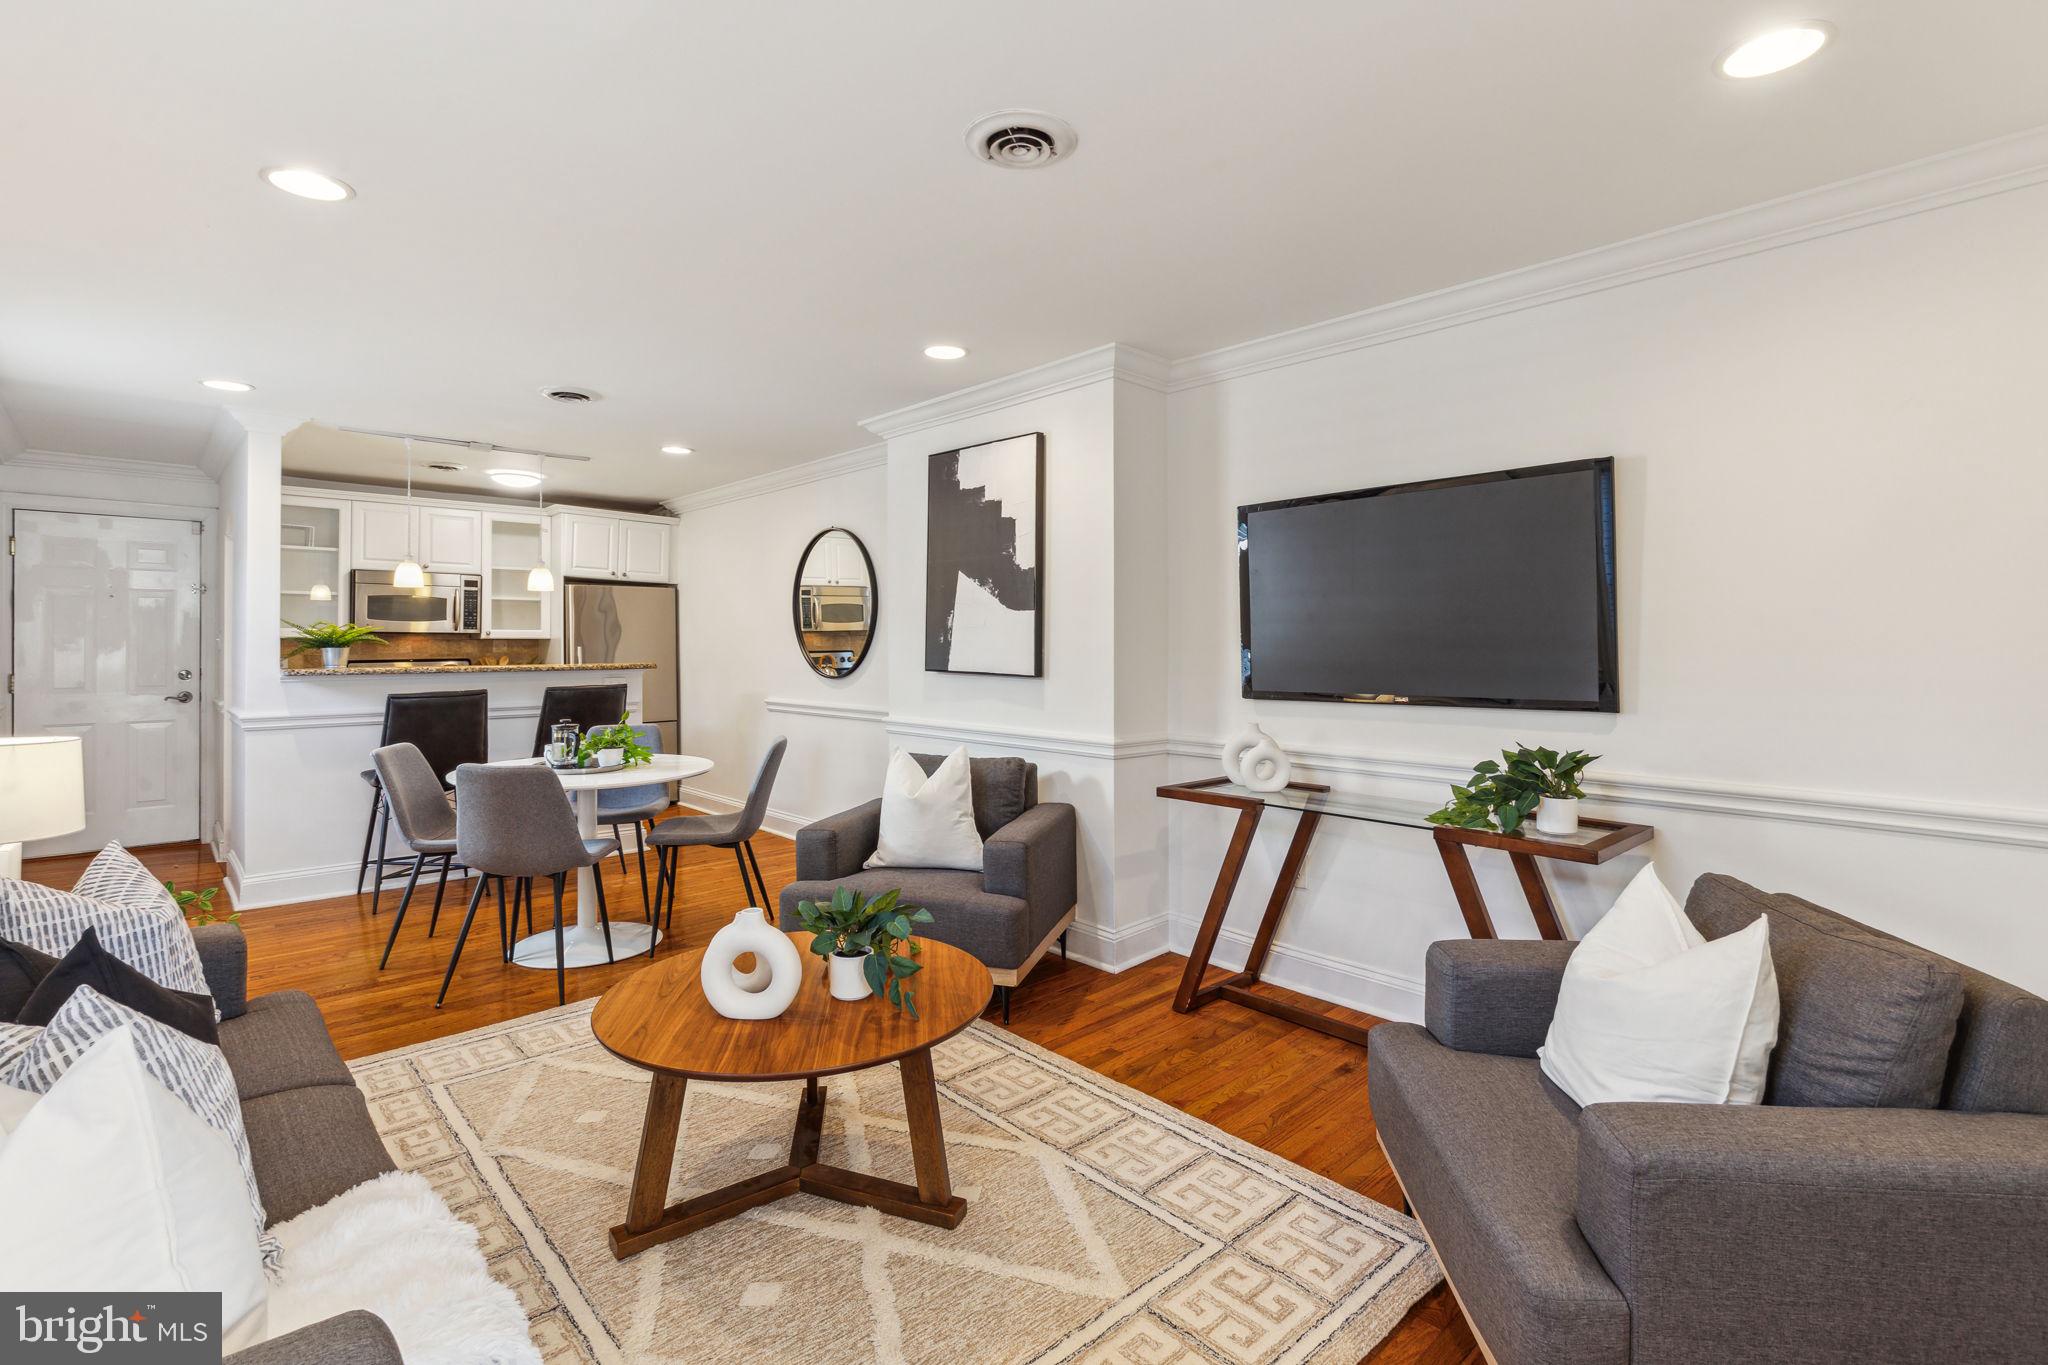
[790,1076,825,1167]
[1434,837,1498,939]
[1510,852,1567,940]
[1241,810,1321,984]
[623,1074,686,1234]
[1174,803,1264,1012]
[899,1048,951,1205]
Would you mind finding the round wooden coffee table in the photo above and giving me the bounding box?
[590,930,993,1259]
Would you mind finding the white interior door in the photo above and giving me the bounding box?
[11,510,203,855]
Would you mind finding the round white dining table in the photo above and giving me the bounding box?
[460,753,713,969]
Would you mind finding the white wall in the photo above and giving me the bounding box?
[1165,178,2048,1012]
[670,449,891,832]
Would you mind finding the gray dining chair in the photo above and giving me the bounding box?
[437,763,622,1008]
[369,743,465,971]
[595,723,670,914]
[647,737,786,950]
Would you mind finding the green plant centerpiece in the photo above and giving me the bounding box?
[165,880,237,927]
[793,886,934,1017]
[283,620,384,657]
[1427,745,1599,834]
[575,714,654,768]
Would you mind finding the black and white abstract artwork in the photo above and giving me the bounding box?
[925,431,1044,676]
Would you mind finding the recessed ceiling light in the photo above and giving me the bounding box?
[201,378,254,392]
[660,445,692,456]
[261,167,355,201]
[924,344,968,360]
[1720,24,1831,78]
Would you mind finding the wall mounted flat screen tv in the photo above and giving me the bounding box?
[1239,457,1617,711]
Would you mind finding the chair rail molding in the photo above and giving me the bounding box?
[226,702,640,733]
[1167,737,2048,849]
[887,715,1171,763]
[1167,124,2048,392]
[763,697,889,725]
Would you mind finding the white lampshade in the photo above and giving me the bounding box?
[392,559,425,589]
[526,563,555,593]
[0,735,86,843]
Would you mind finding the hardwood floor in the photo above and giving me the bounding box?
[24,818,1479,1365]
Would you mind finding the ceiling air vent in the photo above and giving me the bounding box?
[965,110,1077,170]
[425,461,467,472]
[541,386,600,404]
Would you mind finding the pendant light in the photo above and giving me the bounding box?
[392,436,425,588]
[526,454,555,592]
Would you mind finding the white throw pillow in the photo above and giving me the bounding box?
[0,1027,268,1347]
[1539,864,1780,1107]
[865,747,984,872]
[0,842,210,996]
[263,1169,538,1365]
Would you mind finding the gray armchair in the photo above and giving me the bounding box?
[777,753,1077,1021]
[1368,875,2048,1365]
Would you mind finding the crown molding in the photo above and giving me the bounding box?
[3,448,217,484]
[662,443,887,516]
[859,343,1170,441]
[1168,123,2048,392]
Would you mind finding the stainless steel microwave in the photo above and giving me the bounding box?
[798,583,869,633]
[350,569,480,635]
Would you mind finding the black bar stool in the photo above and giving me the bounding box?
[529,683,629,757]
[356,689,489,910]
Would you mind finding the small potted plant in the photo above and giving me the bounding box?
[575,715,653,769]
[283,620,384,669]
[1427,745,1599,836]
[793,886,934,1014]
[165,880,237,927]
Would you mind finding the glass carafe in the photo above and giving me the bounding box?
[545,719,580,769]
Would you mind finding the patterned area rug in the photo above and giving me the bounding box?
[350,1002,1440,1364]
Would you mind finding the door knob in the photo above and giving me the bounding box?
[163,690,194,703]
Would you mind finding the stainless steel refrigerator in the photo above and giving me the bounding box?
[563,580,679,757]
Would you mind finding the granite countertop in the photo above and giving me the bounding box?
[282,661,657,678]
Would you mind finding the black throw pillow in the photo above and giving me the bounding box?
[16,926,219,1045]
[1,937,61,1023]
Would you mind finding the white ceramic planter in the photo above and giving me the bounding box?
[829,949,873,1001]
[1535,796,1580,836]
[591,747,625,769]
[699,908,802,1020]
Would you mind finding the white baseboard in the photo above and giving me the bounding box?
[1061,912,1172,974]
[1167,915,1425,1025]
[671,783,810,841]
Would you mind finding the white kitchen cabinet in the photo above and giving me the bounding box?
[351,501,416,569]
[618,519,672,581]
[557,513,619,577]
[417,506,482,573]
[481,513,552,639]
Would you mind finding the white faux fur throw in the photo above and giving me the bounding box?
[263,1170,538,1365]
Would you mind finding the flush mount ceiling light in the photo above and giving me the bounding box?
[923,344,968,360]
[201,378,254,392]
[1720,24,1831,78]
[965,110,1078,169]
[660,444,692,456]
[261,167,355,201]
[484,449,546,489]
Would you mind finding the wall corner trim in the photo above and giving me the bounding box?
[1166,123,2048,392]
[663,443,888,515]
[858,343,1171,440]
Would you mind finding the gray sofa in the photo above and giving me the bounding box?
[777,754,1077,1020]
[1369,874,2048,1365]
[191,923,404,1365]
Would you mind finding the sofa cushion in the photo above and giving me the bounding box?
[1367,1022,1629,1365]
[219,990,355,1102]
[781,868,1031,971]
[914,752,1033,839]
[1685,875,1963,1109]
[241,1084,396,1225]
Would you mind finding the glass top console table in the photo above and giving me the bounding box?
[1157,775,1653,1047]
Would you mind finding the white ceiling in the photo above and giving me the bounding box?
[3,1,2047,503]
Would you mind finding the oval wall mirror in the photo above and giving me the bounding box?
[792,527,877,679]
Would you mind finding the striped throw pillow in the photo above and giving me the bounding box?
[0,844,209,997]
[1,985,280,1272]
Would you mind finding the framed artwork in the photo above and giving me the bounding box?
[925,431,1044,676]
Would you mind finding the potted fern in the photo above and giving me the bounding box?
[1427,745,1600,836]
[284,620,384,668]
